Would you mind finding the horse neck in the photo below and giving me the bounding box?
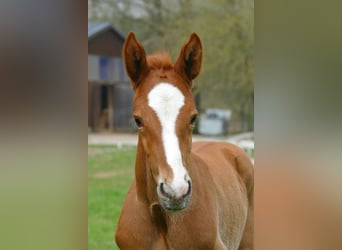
[135,137,159,205]
[135,138,169,242]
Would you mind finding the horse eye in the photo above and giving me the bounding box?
[134,117,143,128]
[190,114,198,126]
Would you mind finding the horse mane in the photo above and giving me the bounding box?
[147,52,173,70]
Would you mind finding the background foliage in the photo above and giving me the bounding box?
[89,0,254,132]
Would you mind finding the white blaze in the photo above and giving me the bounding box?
[148,83,189,196]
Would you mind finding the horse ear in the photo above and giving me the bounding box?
[174,33,202,86]
[123,32,149,90]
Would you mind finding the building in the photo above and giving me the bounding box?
[88,22,133,132]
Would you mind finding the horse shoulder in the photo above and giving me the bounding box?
[115,181,155,249]
[191,141,254,249]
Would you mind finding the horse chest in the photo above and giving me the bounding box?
[150,208,218,249]
[165,223,216,249]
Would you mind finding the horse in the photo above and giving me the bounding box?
[115,32,254,250]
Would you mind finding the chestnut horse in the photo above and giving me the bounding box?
[115,32,254,250]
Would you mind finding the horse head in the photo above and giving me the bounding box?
[123,32,202,211]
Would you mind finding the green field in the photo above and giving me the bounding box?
[88,145,136,250]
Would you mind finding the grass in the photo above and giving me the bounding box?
[88,145,136,250]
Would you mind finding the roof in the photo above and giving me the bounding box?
[88,22,125,41]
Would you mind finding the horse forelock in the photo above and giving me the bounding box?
[147,52,173,70]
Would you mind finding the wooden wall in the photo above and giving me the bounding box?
[88,82,133,132]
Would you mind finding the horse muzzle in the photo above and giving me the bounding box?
[157,180,192,211]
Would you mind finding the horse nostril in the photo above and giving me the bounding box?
[183,180,192,198]
[160,182,172,199]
